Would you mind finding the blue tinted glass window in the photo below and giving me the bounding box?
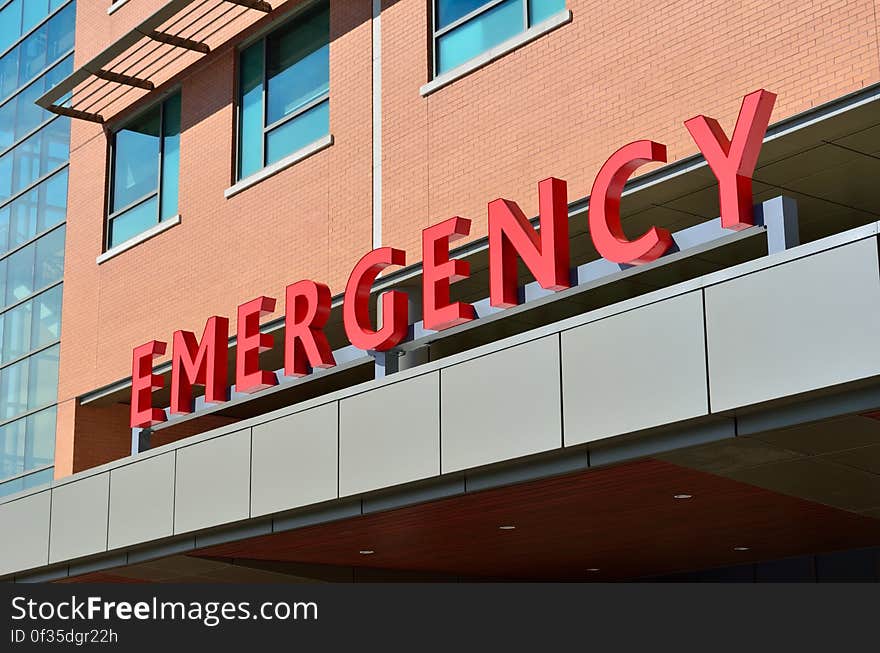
[0,168,67,258]
[24,404,55,469]
[1,299,32,362]
[437,0,523,73]
[265,4,329,125]
[238,0,330,179]
[111,106,160,211]
[33,223,64,289]
[30,284,61,349]
[19,25,48,87]
[27,343,58,408]
[0,116,70,205]
[238,42,263,179]
[22,2,51,36]
[0,204,8,253]
[0,55,72,153]
[46,2,74,64]
[0,223,64,309]
[0,1,24,54]
[0,48,19,101]
[0,284,61,365]
[266,99,328,165]
[0,416,25,478]
[5,240,34,305]
[434,0,564,75]
[108,92,180,248]
[38,166,67,230]
[108,195,158,248]
[437,0,492,28]
[0,2,75,104]
[7,186,38,250]
[0,465,52,498]
[529,0,564,24]
[160,93,181,220]
[0,356,29,419]
[22,464,52,488]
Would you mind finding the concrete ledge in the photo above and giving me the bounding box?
[224,134,333,199]
[420,10,572,97]
[96,214,181,265]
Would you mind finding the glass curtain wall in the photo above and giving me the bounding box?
[0,0,74,497]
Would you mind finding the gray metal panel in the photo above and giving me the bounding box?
[562,291,709,445]
[339,373,440,496]
[706,238,880,412]
[0,490,50,576]
[174,429,251,534]
[108,453,175,550]
[251,402,339,517]
[49,473,110,564]
[441,335,562,473]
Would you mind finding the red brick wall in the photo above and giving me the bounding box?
[56,0,880,476]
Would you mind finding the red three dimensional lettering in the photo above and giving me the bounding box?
[343,248,408,351]
[589,140,673,265]
[422,217,475,331]
[130,340,167,429]
[170,316,229,414]
[285,280,336,377]
[236,296,277,394]
[488,177,570,308]
[685,89,776,230]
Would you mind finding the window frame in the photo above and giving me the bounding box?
[430,0,562,78]
[105,90,180,252]
[234,0,331,183]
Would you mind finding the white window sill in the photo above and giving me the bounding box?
[108,0,131,15]
[96,214,181,265]
[420,9,572,97]
[225,134,334,199]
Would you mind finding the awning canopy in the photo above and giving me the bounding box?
[36,0,274,123]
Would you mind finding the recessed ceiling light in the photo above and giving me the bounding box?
[586,568,600,572]
[673,494,693,500]
[359,550,375,555]
[498,525,516,530]
[733,546,749,551]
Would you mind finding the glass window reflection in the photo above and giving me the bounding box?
[111,107,160,212]
[237,0,330,179]
[107,93,180,248]
[433,0,565,75]
[0,1,75,105]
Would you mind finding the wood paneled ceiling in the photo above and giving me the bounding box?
[167,458,880,581]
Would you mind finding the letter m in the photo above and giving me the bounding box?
[170,316,229,414]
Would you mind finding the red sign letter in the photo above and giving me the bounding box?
[684,89,776,230]
[170,316,229,414]
[589,140,672,264]
[130,340,167,428]
[488,177,570,308]
[236,296,277,394]
[422,217,475,331]
[344,248,408,351]
[285,280,336,377]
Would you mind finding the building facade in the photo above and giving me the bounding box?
[0,0,879,581]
